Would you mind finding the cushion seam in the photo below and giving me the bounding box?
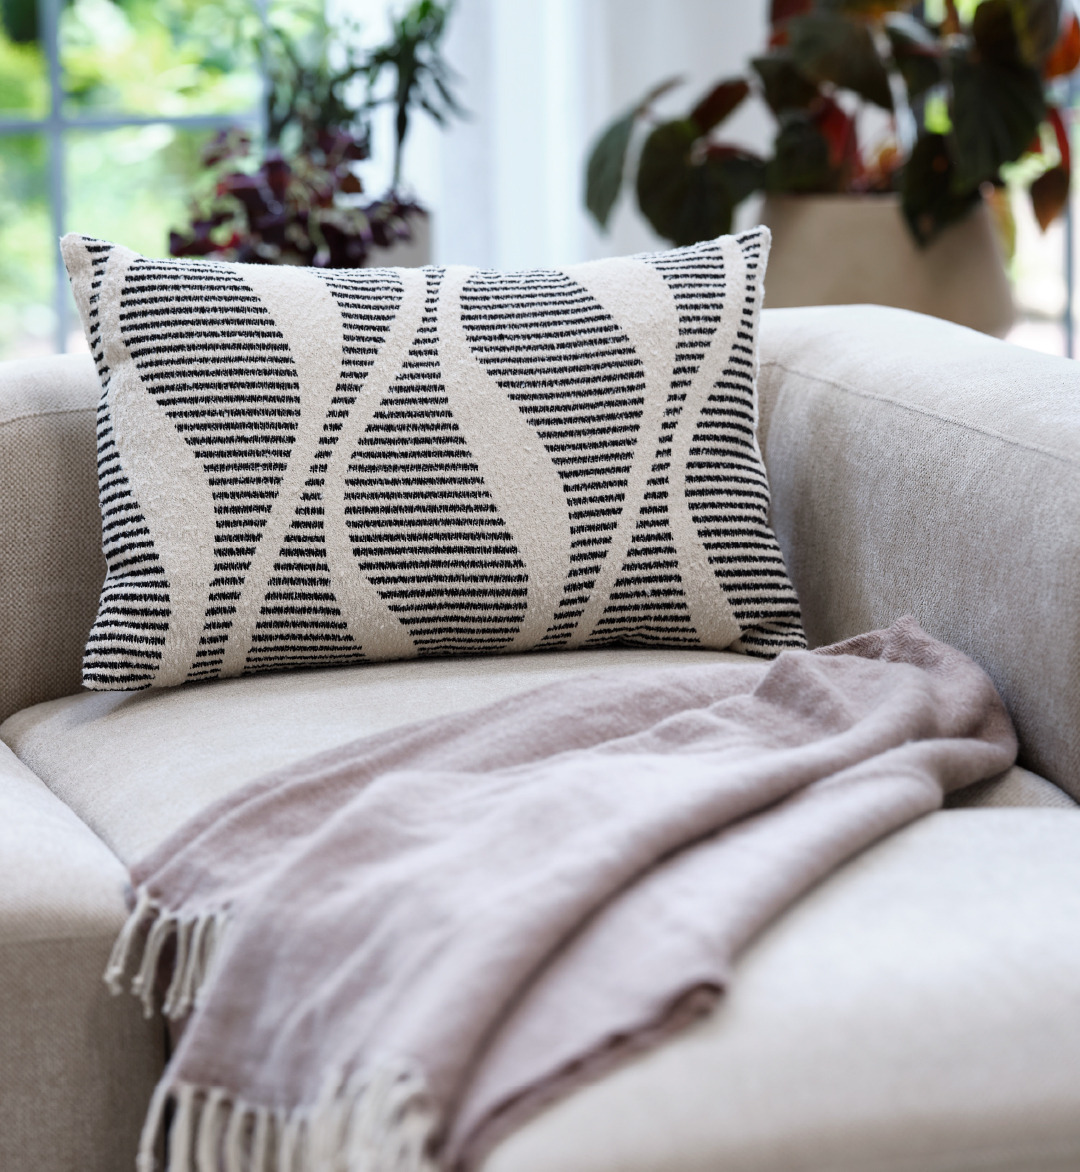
[0,405,96,429]
[761,359,1080,471]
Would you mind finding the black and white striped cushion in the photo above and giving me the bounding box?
[62,228,804,691]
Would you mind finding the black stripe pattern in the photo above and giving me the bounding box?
[117,257,302,682]
[344,268,529,655]
[82,241,172,688]
[245,268,405,674]
[672,231,803,657]
[460,269,645,648]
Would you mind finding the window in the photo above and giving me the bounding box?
[0,0,270,360]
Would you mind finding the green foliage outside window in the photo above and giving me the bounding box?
[0,0,271,359]
[59,0,262,117]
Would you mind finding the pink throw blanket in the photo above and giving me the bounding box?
[107,619,1016,1172]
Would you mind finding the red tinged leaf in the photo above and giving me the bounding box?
[1031,105,1072,230]
[1048,105,1071,172]
[1044,12,1080,77]
[635,76,685,116]
[263,155,291,199]
[814,95,858,172]
[690,79,750,134]
[1031,163,1070,229]
[771,0,813,27]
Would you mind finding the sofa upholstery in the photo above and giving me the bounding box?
[759,306,1080,800]
[487,810,1080,1172]
[1,304,1078,1172]
[0,353,103,724]
[0,742,163,1172]
[2,646,751,863]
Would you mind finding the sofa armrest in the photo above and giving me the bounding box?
[758,305,1080,801]
[0,742,163,1172]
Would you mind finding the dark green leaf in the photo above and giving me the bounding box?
[669,163,737,244]
[949,48,1045,191]
[901,131,981,244]
[1014,0,1064,65]
[0,0,36,43]
[708,148,768,205]
[971,0,1024,65]
[584,76,687,231]
[585,111,637,230]
[751,53,820,114]
[635,120,699,242]
[884,13,944,98]
[788,13,894,109]
[634,123,762,245]
[765,112,835,192]
[971,0,1064,69]
[690,78,750,135]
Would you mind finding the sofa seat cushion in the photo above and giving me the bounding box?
[484,809,1080,1172]
[0,646,752,864]
[4,654,1079,1171]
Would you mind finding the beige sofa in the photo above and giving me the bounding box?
[2,304,1078,1172]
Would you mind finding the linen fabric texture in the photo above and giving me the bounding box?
[61,227,803,691]
[107,619,1015,1172]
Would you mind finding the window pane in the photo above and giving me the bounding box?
[0,0,47,119]
[0,133,53,359]
[60,0,262,119]
[66,124,217,258]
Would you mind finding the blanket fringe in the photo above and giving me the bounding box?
[105,885,229,1020]
[136,1062,439,1172]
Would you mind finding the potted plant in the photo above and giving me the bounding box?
[585,0,1080,335]
[171,0,462,269]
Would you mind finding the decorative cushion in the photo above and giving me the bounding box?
[61,227,804,691]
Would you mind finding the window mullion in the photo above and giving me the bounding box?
[41,0,67,354]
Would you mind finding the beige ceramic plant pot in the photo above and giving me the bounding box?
[367,212,431,268]
[761,193,1015,337]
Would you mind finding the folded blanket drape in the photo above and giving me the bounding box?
[107,618,1016,1172]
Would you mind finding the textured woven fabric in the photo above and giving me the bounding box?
[106,621,1015,1172]
[0,354,104,724]
[61,228,804,692]
[483,810,1080,1172]
[2,646,753,865]
[0,741,164,1172]
[758,305,1080,801]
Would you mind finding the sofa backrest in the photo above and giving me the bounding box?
[4,308,1080,802]
[0,354,102,724]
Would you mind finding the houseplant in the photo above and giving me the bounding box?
[170,0,462,268]
[585,0,1080,334]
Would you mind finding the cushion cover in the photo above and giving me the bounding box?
[61,228,803,691]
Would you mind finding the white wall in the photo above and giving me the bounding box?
[341,0,771,269]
